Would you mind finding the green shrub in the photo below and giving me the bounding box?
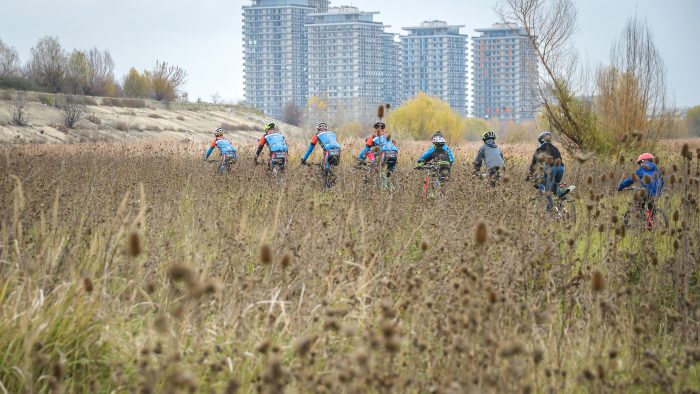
[38,94,54,106]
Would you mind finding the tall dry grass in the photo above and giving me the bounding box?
[0,139,699,392]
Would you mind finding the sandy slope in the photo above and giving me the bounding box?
[0,98,303,144]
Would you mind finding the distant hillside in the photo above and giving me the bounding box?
[0,90,303,144]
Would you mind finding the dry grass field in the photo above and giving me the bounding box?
[0,138,699,393]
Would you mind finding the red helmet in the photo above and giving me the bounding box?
[637,153,654,164]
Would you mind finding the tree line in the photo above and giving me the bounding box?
[0,36,187,102]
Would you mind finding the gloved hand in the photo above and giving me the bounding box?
[301,159,307,165]
[525,175,531,182]
[355,159,365,168]
[414,163,424,170]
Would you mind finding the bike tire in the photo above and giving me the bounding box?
[651,208,669,230]
[560,200,576,223]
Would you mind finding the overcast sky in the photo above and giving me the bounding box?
[1,0,698,107]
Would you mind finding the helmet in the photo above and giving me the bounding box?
[537,131,552,144]
[214,127,223,137]
[431,132,446,148]
[317,122,328,131]
[264,122,276,132]
[637,153,655,164]
[482,131,496,141]
[374,121,386,129]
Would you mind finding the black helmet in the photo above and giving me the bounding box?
[537,131,552,144]
[374,121,386,129]
[482,131,496,141]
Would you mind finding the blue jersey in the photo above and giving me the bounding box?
[358,134,398,160]
[205,137,237,159]
[618,161,664,197]
[302,131,341,161]
[258,132,288,153]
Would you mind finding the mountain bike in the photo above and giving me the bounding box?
[305,162,337,189]
[267,151,287,180]
[208,155,236,175]
[552,182,577,222]
[356,152,398,192]
[621,187,668,231]
[475,166,502,187]
[415,162,450,198]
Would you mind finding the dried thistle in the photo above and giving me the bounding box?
[295,334,317,357]
[280,254,292,268]
[128,231,142,257]
[474,221,487,245]
[591,270,605,292]
[260,244,273,264]
[83,277,94,293]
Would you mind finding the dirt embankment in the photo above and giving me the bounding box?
[0,92,303,144]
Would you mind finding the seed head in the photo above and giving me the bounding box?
[260,244,272,264]
[474,221,487,245]
[83,277,94,293]
[591,270,605,292]
[128,232,142,257]
[420,240,428,251]
[280,254,292,268]
[295,334,317,357]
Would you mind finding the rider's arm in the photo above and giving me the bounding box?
[358,145,372,160]
[446,146,455,164]
[417,146,435,163]
[255,136,266,158]
[204,140,216,160]
[302,135,318,162]
[618,176,634,191]
[527,150,540,175]
[474,146,485,171]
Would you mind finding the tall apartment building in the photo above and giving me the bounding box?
[472,23,538,121]
[401,21,468,115]
[382,32,401,109]
[306,6,391,121]
[242,0,329,118]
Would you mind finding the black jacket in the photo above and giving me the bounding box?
[528,142,563,174]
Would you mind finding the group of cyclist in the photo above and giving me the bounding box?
[204,121,664,212]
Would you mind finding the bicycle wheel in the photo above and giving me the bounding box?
[558,199,576,223]
[650,208,669,230]
[623,207,644,230]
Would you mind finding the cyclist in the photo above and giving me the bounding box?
[301,122,341,170]
[204,127,238,173]
[618,153,664,210]
[473,131,505,181]
[526,131,564,212]
[415,131,454,171]
[255,122,288,171]
[356,121,399,178]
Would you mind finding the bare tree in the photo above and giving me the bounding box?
[497,0,593,151]
[62,95,85,128]
[85,48,115,96]
[0,38,21,79]
[282,101,303,126]
[9,91,28,126]
[595,15,672,150]
[28,36,67,93]
[151,60,187,102]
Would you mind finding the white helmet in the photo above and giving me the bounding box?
[431,132,446,148]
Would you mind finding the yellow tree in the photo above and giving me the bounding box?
[387,92,465,141]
